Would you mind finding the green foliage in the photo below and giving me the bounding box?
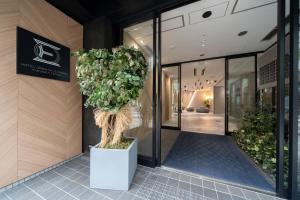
[73,46,148,112]
[232,107,288,180]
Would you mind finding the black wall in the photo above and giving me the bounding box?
[82,16,113,152]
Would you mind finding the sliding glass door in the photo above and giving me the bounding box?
[122,18,156,166]
[161,65,181,129]
[226,56,256,132]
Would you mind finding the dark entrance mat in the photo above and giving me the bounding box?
[163,132,275,192]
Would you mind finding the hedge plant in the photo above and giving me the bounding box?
[232,106,288,181]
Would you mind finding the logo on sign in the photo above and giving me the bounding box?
[33,38,61,67]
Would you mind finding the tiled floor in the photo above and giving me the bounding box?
[0,154,284,200]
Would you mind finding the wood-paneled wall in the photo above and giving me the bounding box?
[0,0,83,187]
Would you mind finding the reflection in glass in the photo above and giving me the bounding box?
[228,56,256,132]
[161,66,179,127]
[123,20,153,157]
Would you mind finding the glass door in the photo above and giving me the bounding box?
[161,65,181,129]
[122,18,156,166]
[226,56,256,132]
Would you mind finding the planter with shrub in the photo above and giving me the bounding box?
[73,46,148,190]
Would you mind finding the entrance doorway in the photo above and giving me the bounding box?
[159,0,276,193]
[181,59,225,134]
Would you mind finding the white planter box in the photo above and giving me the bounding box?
[90,138,137,190]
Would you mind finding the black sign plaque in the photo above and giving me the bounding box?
[17,27,70,82]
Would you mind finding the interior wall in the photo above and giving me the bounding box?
[0,0,83,187]
[187,89,213,109]
[214,86,225,114]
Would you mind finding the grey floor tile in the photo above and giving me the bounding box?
[190,192,204,200]
[45,189,68,200]
[228,186,245,198]
[152,182,166,193]
[178,181,190,191]
[167,178,179,188]
[203,180,215,190]
[203,188,218,200]
[258,194,275,200]
[60,194,77,200]
[169,172,180,180]
[231,195,246,200]
[242,190,260,200]
[215,183,229,193]
[68,184,88,198]
[78,189,100,200]
[191,184,203,195]
[92,188,123,199]
[135,186,150,199]
[179,174,191,183]
[0,154,282,200]
[156,175,169,184]
[0,193,10,200]
[163,185,178,197]
[217,192,232,200]
[132,176,145,185]
[117,192,135,200]
[176,188,191,200]
[191,177,203,186]
[87,192,105,200]
[148,190,164,200]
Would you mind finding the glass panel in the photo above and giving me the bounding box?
[181,59,225,134]
[227,56,256,132]
[123,20,154,157]
[161,66,179,127]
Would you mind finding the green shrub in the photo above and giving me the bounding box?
[73,46,148,113]
[232,108,288,180]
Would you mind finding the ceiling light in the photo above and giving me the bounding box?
[140,40,144,44]
[201,43,206,47]
[169,44,176,49]
[238,31,248,36]
[202,11,212,18]
[133,27,139,31]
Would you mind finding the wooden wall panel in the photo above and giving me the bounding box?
[0,0,82,186]
[0,0,19,188]
[17,0,83,179]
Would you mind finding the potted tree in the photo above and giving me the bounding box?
[73,46,148,190]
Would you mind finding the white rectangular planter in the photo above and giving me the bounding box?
[90,138,137,190]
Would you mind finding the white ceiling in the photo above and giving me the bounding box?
[124,0,279,65]
[161,0,277,64]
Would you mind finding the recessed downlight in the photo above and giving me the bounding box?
[238,31,248,36]
[202,11,212,18]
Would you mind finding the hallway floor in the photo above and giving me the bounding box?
[163,132,275,193]
[0,154,282,200]
[181,112,224,135]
